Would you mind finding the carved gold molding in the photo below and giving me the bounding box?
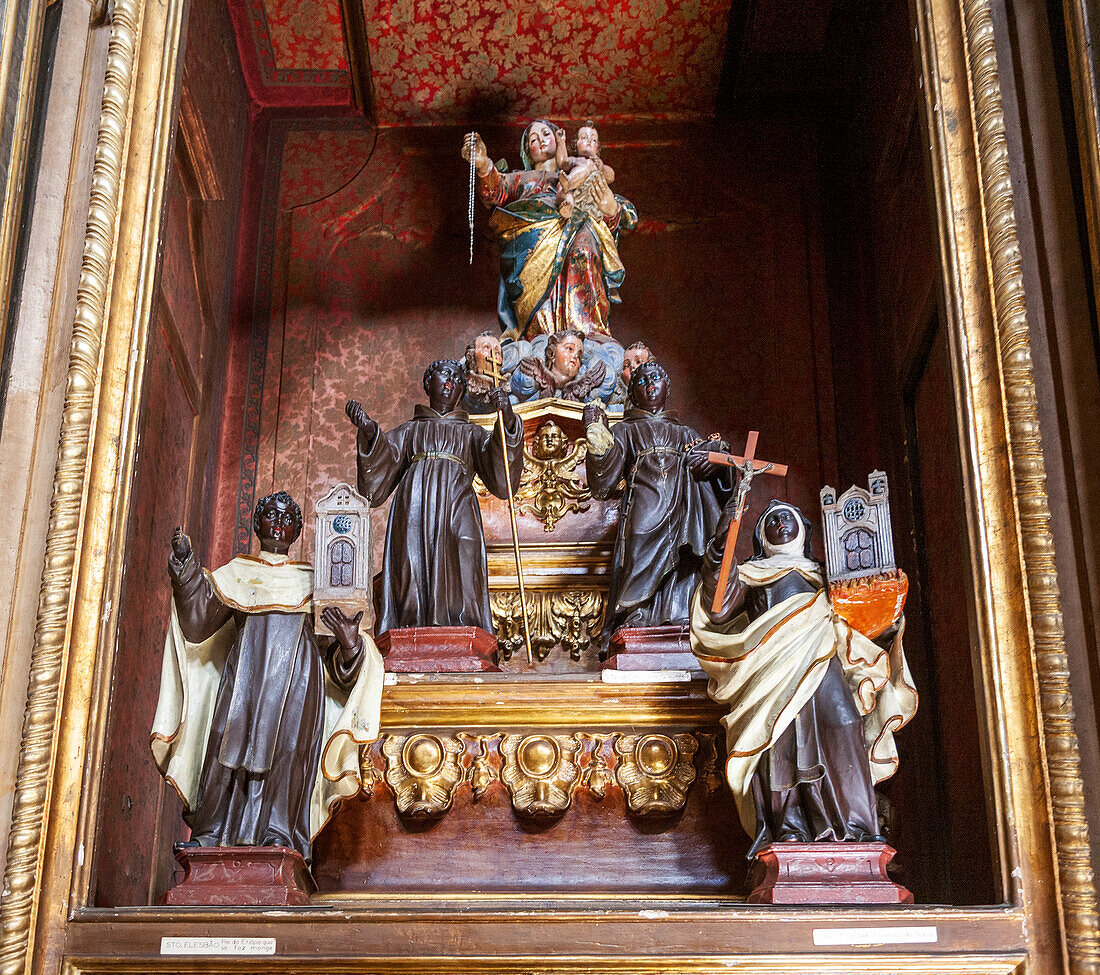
[961,2,1100,964]
[500,734,582,817]
[382,734,465,819]
[916,0,1100,970]
[0,1,142,970]
[491,588,605,661]
[614,734,698,816]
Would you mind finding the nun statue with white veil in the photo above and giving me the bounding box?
[690,498,918,857]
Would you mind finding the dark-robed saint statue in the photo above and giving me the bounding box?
[583,360,732,644]
[346,358,523,633]
[150,491,385,862]
[690,499,918,855]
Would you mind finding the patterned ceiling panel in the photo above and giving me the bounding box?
[361,0,733,124]
[249,0,349,83]
[227,0,353,105]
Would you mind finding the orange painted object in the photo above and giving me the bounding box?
[828,569,909,639]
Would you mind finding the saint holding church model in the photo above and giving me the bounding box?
[347,358,523,633]
[690,498,918,854]
[583,360,732,645]
[150,491,384,863]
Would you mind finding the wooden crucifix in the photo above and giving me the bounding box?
[706,431,789,613]
[483,349,534,665]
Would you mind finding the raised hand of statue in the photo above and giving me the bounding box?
[345,399,378,439]
[320,606,363,651]
[171,525,192,563]
[582,402,606,430]
[461,132,491,175]
[488,385,516,427]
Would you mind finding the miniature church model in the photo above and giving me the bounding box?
[819,471,895,582]
[313,482,372,636]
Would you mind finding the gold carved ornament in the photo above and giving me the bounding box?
[490,589,605,661]
[382,734,465,819]
[499,733,582,817]
[475,419,591,533]
[915,0,1100,968]
[614,734,698,816]
[0,0,156,970]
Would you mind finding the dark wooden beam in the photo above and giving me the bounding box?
[339,0,375,120]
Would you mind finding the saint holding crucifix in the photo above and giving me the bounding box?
[690,495,918,855]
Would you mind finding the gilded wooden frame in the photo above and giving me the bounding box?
[0,0,1096,972]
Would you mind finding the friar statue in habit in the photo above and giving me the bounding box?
[691,499,917,854]
[583,360,732,645]
[151,491,385,862]
[346,358,523,633]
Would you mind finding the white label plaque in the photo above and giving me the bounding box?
[160,937,276,955]
[812,926,938,946]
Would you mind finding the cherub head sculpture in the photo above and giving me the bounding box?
[532,420,569,461]
[465,330,502,376]
[544,329,585,383]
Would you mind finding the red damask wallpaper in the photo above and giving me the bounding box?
[362,0,732,123]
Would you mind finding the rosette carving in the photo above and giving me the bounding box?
[614,734,698,816]
[382,734,465,819]
[500,734,581,817]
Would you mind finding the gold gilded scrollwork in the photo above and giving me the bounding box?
[359,745,384,798]
[697,731,724,794]
[514,420,590,532]
[382,733,465,819]
[957,2,1100,967]
[580,733,613,798]
[491,588,605,661]
[475,420,590,533]
[462,733,501,801]
[614,734,698,816]
[0,1,145,970]
[500,734,581,817]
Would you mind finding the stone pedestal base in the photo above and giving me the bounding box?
[604,624,701,672]
[747,842,913,904]
[377,626,501,672]
[164,845,315,906]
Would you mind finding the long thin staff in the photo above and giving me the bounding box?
[485,350,533,664]
[466,132,476,264]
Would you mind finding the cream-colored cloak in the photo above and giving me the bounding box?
[690,561,918,837]
[150,552,384,839]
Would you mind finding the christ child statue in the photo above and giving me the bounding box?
[150,491,383,862]
[346,358,523,634]
[555,122,616,219]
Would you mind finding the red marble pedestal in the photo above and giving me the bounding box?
[747,842,913,904]
[164,845,315,906]
[603,624,702,672]
[377,626,501,672]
